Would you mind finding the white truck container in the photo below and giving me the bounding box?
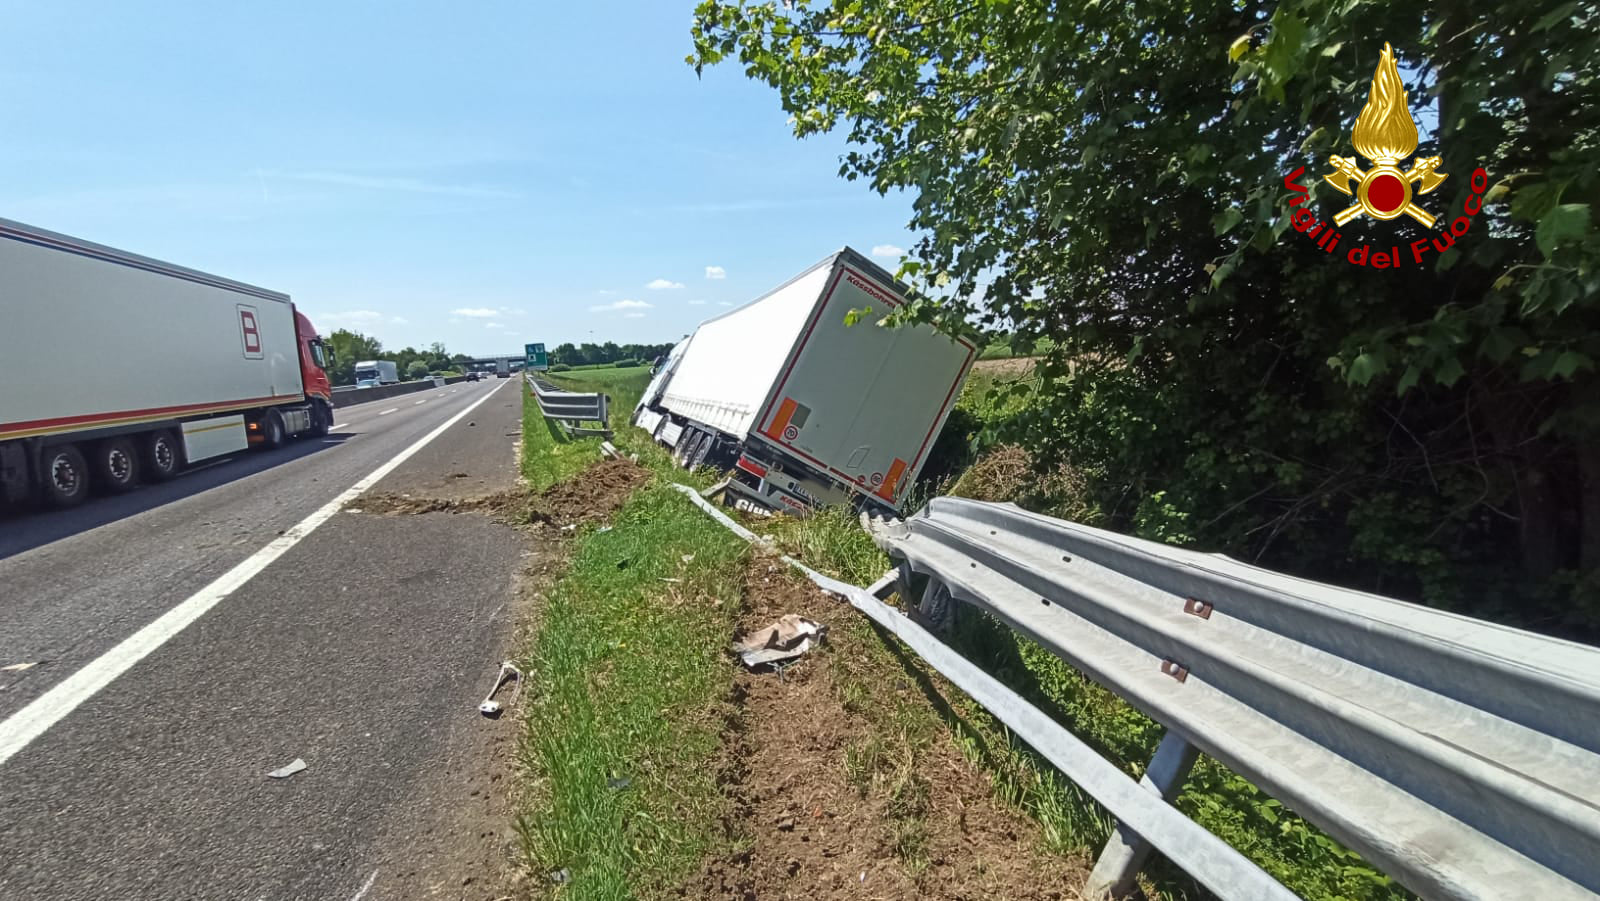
[0,218,335,509]
[634,247,975,515]
[354,360,400,387]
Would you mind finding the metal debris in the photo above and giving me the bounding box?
[732,614,827,668]
[267,758,307,779]
[1,662,39,672]
[478,660,523,717]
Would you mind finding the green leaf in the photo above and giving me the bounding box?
[1395,365,1420,395]
[1213,207,1244,236]
[1348,352,1385,386]
[1551,351,1594,380]
[1511,181,1566,223]
[1228,34,1251,62]
[1435,356,1465,387]
[1532,2,1578,31]
[1536,204,1591,258]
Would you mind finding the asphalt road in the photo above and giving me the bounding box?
[0,375,533,900]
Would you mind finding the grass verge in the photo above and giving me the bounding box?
[521,386,607,492]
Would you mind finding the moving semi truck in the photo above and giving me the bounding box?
[0,218,335,509]
[354,360,399,387]
[634,247,975,516]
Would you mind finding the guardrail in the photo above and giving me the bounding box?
[330,375,467,408]
[861,497,1600,900]
[527,375,610,437]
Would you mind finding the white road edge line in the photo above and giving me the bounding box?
[377,407,399,416]
[349,868,379,901]
[0,378,513,767]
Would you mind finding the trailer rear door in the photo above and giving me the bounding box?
[752,262,974,508]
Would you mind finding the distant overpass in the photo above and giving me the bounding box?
[458,354,531,371]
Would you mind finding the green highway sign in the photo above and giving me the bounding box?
[526,342,548,371]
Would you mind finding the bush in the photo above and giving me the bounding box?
[405,360,429,380]
[614,359,641,368]
[550,363,572,372]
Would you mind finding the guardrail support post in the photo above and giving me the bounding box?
[1084,730,1199,900]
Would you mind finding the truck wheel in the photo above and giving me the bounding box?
[39,444,90,508]
[143,430,182,481]
[259,410,287,449]
[309,401,331,437]
[93,437,141,493]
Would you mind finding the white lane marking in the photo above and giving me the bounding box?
[0,379,513,767]
[331,423,348,430]
[413,399,426,405]
[377,407,399,416]
[349,868,379,901]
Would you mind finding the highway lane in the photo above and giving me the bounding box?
[0,373,531,899]
[0,379,498,715]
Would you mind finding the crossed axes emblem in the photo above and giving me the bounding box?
[1324,154,1448,228]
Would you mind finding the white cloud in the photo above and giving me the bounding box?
[485,322,506,330]
[320,310,384,326]
[688,299,709,306]
[646,278,685,290]
[597,289,619,296]
[717,301,733,307]
[871,244,905,258]
[590,298,653,313]
[390,316,409,325]
[704,266,726,280]
[453,307,500,318]
[624,312,647,319]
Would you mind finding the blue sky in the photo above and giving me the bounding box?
[0,1,920,355]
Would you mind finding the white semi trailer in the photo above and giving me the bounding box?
[0,218,336,509]
[634,247,975,515]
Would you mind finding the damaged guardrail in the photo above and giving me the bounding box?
[862,497,1600,900]
[527,375,610,437]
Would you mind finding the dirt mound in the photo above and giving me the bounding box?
[693,554,1085,900]
[351,458,651,530]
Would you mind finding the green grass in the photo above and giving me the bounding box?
[518,484,748,899]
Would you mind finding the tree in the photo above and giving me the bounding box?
[552,342,579,365]
[323,329,383,386]
[693,1,1600,631]
[406,360,430,381]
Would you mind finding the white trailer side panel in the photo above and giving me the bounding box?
[0,220,302,441]
[659,264,834,438]
[749,261,975,508]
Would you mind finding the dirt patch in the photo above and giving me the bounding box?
[972,356,1040,377]
[351,457,650,530]
[692,553,1086,900]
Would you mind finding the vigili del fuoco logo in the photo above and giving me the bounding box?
[1282,43,1488,269]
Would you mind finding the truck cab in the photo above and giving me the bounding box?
[295,311,332,404]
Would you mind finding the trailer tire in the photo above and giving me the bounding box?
[143,430,182,482]
[39,444,91,508]
[93,437,141,493]
[260,410,287,449]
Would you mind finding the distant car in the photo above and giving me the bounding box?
[466,371,480,382]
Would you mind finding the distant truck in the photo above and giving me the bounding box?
[495,358,511,379]
[354,360,399,387]
[634,247,974,515]
[0,218,335,509]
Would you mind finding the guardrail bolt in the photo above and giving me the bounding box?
[1183,598,1213,620]
[1159,659,1189,683]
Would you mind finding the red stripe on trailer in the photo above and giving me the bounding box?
[0,394,288,441]
[735,455,768,479]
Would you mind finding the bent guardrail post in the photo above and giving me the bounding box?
[1086,731,1200,900]
[527,375,612,437]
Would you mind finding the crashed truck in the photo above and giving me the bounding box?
[633,247,975,516]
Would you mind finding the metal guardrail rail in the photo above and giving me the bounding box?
[862,497,1600,900]
[527,375,610,437]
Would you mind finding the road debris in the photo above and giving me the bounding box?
[267,758,307,779]
[1,662,39,672]
[478,660,523,718]
[548,868,571,885]
[596,526,613,534]
[732,614,826,668]
[607,777,632,790]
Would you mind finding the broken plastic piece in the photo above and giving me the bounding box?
[479,660,524,717]
[1,662,39,673]
[267,758,307,779]
[732,614,827,668]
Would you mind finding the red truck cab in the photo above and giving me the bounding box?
[294,309,333,404]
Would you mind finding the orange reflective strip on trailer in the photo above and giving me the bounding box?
[763,397,799,441]
[876,458,908,500]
